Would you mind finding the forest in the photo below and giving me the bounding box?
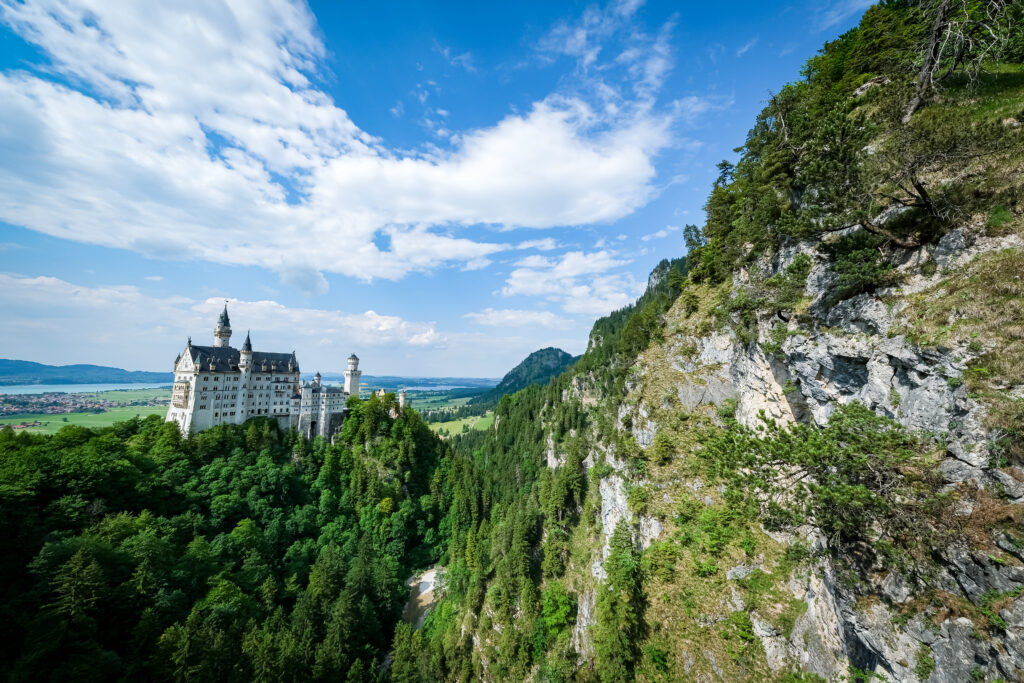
[2,1,1023,681]
[0,392,447,681]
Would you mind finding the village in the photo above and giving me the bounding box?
[0,388,169,416]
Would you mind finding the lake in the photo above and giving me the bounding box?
[0,382,173,395]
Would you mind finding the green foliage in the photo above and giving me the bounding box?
[777,598,809,639]
[468,347,579,412]
[720,611,759,663]
[915,643,935,680]
[538,581,575,650]
[593,521,643,683]
[574,257,689,400]
[650,430,674,464]
[0,408,446,681]
[641,540,678,583]
[688,0,1023,301]
[644,643,670,673]
[699,402,944,550]
[823,230,898,301]
[988,205,1014,230]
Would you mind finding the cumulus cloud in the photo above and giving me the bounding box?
[0,273,445,371]
[641,224,680,241]
[0,0,686,292]
[500,249,642,316]
[464,307,572,329]
[516,238,560,251]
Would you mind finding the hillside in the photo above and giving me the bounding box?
[468,347,579,409]
[390,4,1024,682]
[1,3,1023,682]
[0,359,172,386]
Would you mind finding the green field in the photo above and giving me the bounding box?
[429,411,494,436]
[408,392,473,411]
[77,387,172,402]
[0,406,168,435]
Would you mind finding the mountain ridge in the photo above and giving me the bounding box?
[467,346,579,409]
[0,359,173,386]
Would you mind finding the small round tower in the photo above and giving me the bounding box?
[239,331,253,368]
[344,353,362,397]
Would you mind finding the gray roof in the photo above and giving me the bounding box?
[187,345,298,373]
[218,305,230,327]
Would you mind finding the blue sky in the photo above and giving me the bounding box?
[0,0,871,377]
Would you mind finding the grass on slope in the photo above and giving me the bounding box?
[428,411,494,436]
[897,246,1024,460]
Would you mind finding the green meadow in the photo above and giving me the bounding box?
[0,406,168,435]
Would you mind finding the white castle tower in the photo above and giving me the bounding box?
[344,353,362,397]
[214,304,232,347]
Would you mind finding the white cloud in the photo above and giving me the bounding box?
[736,36,758,57]
[435,42,476,72]
[144,275,164,281]
[0,273,445,371]
[464,308,572,329]
[641,224,680,241]
[500,249,642,315]
[516,238,560,251]
[814,0,872,31]
[0,0,683,292]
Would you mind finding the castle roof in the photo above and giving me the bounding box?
[218,305,230,328]
[349,353,359,361]
[241,331,252,353]
[185,344,297,373]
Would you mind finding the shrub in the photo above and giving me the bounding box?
[824,230,898,301]
[698,402,944,550]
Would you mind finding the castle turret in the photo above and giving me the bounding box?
[240,331,252,369]
[214,305,232,347]
[398,390,408,409]
[344,353,361,396]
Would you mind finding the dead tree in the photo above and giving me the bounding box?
[903,0,1015,123]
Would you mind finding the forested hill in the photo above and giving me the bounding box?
[0,393,448,680]
[381,2,1024,682]
[0,359,172,385]
[1,2,1024,682]
[467,347,579,409]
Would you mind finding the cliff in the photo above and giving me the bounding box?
[560,225,1024,682]
[418,4,1024,681]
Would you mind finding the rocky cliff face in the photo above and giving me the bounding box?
[567,226,1024,682]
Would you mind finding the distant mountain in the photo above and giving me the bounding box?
[469,347,578,408]
[317,374,499,391]
[0,359,173,386]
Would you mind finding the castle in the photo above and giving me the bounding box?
[165,306,365,439]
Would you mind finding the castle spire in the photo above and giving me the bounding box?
[241,330,252,353]
[214,302,233,347]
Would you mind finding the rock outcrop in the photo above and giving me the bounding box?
[574,231,1024,681]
